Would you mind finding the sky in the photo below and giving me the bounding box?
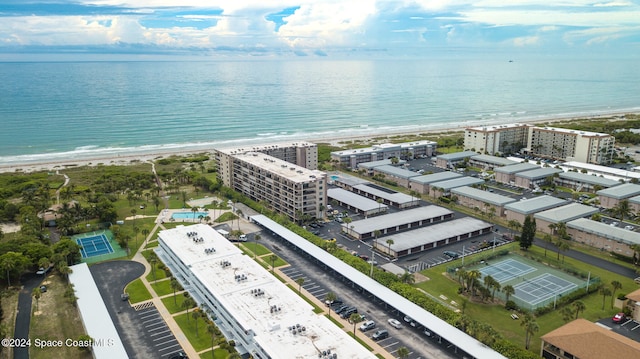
[1,0,639,59]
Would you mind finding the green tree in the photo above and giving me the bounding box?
[324,292,337,318]
[561,306,574,323]
[521,314,539,350]
[600,286,612,310]
[32,287,42,311]
[349,312,363,338]
[541,234,553,257]
[0,252,30,287]
[192,308,202,337]
[397,346,410,359]
[182,297,196,322]
[386,239,395,257]
[269,254,278,273]
[611,280,622,308]
[170,277,180,305]
[207,323,217,359]
[502,285,515,304]
[519,215,536,250]
[296,277,305,293]
[400,271,415,284]
[253,233,261,259]
[573,300,586,319]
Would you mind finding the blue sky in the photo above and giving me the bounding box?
[1,0,639,59]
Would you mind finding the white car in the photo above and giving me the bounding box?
[387,318,403,329]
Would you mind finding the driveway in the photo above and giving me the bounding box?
[14,273,45,359]
[89,260,183,359]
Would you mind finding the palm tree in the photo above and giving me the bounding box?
[600,286,612,310]
[191,206,198,221]
[349,312,363,338]
[343,216,353,237]
[613,199,632,221]
[296,277,305,293]
[467,270,481,296]
[141,228,150,244]
[502,285,515,304]
[150,256,157,281]
[561,306,574,322]
[131,208,137,227]
[207,323,217,359]
[611,280,622,308]
[235,209,243,230]
[572,300,586,319]
[521,314,539,350]
[325,292,337,317]
[541,234,553,257]
[170,277,180,305]
[400,271,415,284]
[269,254,277,273]
[397,346,410,359]
[386,239,395,257]
[557,240,571,263]
[32,287,42,311]
[253,234,261,259]
[182,297,196,321]
[193,309,202,337]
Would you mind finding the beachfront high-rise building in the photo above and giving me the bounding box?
[464,124,614,164]
[215,141,318,170]
[527,126,615,164]
[463,123,531,155]
[215,150,327,222]
[330,140,437,169]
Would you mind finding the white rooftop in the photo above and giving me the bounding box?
[451,186,517,206]
[160,224,374,359]
[409,171,462,185]
[534,203,599,223]
[504,195,567,215]
[596,183,640,199]
[534,126,611,137]
[328,188,389,212]
[352,183,415,204]
[234,152,326,183]
[384,217,493,252]
[217,141,316,154]
[568,218,640,246]
[331,140,436,156]
[68,263,129,359]
[465,123,530,131]
[346,206,453,234]
[562,161,640,181]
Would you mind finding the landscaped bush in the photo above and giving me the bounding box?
[505,300,518,311]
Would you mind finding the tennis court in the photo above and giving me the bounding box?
[479,258,536,284]
[469,254,588,310]
[75,231,114,258]
[513,273,577,306]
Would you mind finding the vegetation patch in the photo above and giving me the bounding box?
[125,278,152,303]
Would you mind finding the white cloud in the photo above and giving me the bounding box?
[512,35,540,46]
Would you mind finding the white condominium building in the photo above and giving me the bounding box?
[215,141,318,170]
[157,224,376,359]
[331,140,437,168]
[464,123,614,164]
[216,151,327,221]
[527,126,614,164]
[463,123,530,155]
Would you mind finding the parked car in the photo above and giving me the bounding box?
[325,298,343,307]
[387,318,403,329]
[372,329,389,340]
[443,251,459,259]
[613,312,626,323]
[334,305,349,314]
[359,320,376,332]
[340,307,358,319]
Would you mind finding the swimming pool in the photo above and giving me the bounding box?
[171,211,209,220]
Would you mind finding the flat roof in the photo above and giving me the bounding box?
[563,161,640,180]
[410,171,463,185]
[504,195,567,214]
[534,203,599,223]
[328,188,389,212]
[567,218,640,246]
[533,126,611,137]
[558,172,622,187]
[515,167,562,180]
[352,183,414,204]
[331,140,436,156]
[465,123,530,132]
[216,141,316,154]
[357,159,405,169]
[436,151,478,161]
[373,165,422,179]
[159,224,375,359]
[332,173,370,187]
[346,206,454,234]
[451,186,517,206]
[429,176,485,191]
[250,215,507,359]
[596,183,640,199]
[494,162,540,174]
[234,152,325,183]
[470,154,517,167]
[385,217,493,252]
[68,263,129,359]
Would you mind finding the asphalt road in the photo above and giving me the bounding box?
[14,273,45,359]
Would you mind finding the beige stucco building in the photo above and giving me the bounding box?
[527,126,615,164]
[464,123,530,155]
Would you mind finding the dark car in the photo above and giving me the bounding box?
[340,307,358,319]
[372,329,389,340]
[443,251,459,259]
[334,305,349,314]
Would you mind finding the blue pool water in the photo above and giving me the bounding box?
[172,211,209,220]
[331,175,339,181]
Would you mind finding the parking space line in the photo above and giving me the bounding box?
[143,318,162,325]
[139,312,158,319]
[383,340,399,348]
[148,325,169,332]
[158,343,182,351]
[632,323,640,330]
[144,321,165,328]
[150,329,171,337]
[153,333,174,342]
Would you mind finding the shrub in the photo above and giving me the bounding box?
[505,300,518,311]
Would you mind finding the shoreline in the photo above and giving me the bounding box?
[0,111,635,174]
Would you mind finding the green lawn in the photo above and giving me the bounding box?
[417,243,638,354]
[174,312,214,352]
[145,240,159,248]
[242,242,272,257]
[199,349,230,359]
[150,278,174,296]
[162,292,194,314]
[125,278,153,303]
[146,264,169,282]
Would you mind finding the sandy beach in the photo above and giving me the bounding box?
[0,112,634,174]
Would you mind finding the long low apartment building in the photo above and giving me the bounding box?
[331,140,437,168]
[157,224,376,359]
[567,218,640,257]
[343,206,454,240]
[216,151,327,222]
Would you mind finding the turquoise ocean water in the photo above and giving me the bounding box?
[1,59,639,165]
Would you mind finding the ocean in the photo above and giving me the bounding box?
[1,58,639,165]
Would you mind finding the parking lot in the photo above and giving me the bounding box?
[598,315,640,343]
[275,238,459,359]
[135,304,183,357]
